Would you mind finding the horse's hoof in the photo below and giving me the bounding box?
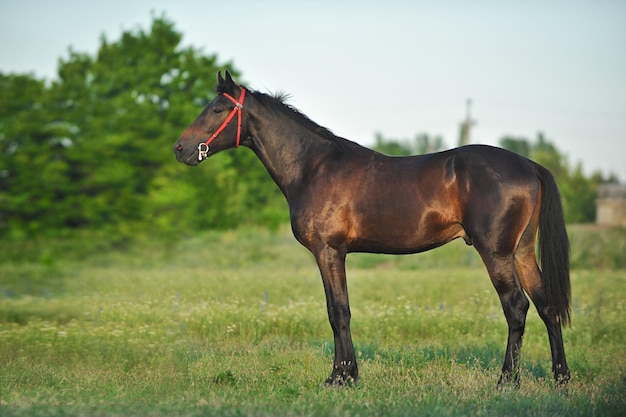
[554,371,571,388]
[496,372,521,391]
[324,372,357,388]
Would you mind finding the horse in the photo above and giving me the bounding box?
[173,71,571,388]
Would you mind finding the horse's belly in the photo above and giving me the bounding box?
[347,211,465,254]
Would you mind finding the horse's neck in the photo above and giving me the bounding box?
[246,105,342,200]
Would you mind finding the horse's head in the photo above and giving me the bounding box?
[173,71,247,165]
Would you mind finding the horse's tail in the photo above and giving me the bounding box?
[535,162,571,327]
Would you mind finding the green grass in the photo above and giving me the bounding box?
[1,226,625,416]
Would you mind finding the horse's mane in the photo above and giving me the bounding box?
[253,89,337,138]
[248,88,365,153]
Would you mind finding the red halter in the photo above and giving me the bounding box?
[198,87,246,161]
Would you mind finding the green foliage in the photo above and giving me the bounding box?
[0,15,287,238]
[0,227,624,416]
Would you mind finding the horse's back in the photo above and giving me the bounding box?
[361,145,538,205]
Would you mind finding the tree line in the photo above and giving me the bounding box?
[0,16,615,239]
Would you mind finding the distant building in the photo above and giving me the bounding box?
[596,184,626,227]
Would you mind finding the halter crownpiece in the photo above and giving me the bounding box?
[197,87,247,161]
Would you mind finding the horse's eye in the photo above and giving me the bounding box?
[213,108,223,114]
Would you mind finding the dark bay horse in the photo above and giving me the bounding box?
[174,71,571,387]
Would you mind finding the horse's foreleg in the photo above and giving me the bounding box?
[314,245,358,386]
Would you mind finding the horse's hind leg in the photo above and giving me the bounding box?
[515,237,571,385]
[478,252,530,387]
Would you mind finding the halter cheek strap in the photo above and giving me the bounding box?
[198,87,246,161]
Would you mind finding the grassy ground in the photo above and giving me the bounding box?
[1,225,625,416]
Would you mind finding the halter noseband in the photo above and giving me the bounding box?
[198,87,246,161]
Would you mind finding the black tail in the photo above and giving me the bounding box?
[535,163,571,326]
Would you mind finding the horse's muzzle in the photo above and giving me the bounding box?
[173,142,200,166]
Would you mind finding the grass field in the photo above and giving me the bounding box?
[1,225,625,416]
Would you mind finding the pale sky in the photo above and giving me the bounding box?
[1,0,625,180]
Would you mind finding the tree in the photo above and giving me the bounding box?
[0,73,89,233]
[0,15,287,237]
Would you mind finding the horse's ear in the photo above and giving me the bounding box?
[225,70,235,85]
[226,70,239,94]
[217,70,238,95]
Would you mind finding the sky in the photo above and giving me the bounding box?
[1,0,625,180]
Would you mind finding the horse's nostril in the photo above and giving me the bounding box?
[177,144,183,151]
